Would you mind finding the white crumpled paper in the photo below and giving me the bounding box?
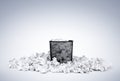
[9,52,111,74]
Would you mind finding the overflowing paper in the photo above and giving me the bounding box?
[9,52,111,74]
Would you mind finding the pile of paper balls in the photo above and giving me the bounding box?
[9,52,111,74]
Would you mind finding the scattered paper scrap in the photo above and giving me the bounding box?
[9,52,111,74]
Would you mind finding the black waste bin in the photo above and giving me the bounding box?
[50,40,73,63]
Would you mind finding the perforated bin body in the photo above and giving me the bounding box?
[50,40,73,63]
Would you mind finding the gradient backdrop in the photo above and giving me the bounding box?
[0,0,120,81]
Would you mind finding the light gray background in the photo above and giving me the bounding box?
[0,0,120,81]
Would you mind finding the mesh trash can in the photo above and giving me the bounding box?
[50,40,73,63]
